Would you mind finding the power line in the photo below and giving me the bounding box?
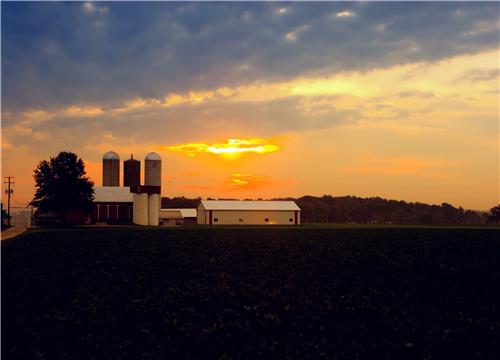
[10,197,30,206]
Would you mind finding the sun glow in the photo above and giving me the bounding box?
[156,139,280,157]
[226,173,268,186]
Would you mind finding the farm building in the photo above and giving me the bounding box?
[90,186,134,222]
[34,186,134,225]
[159,209,197,226]
[197,200,301,225]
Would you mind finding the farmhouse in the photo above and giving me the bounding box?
[197,200,301,225]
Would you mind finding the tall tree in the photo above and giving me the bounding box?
[487,205,500,224]
[30,152,94,225]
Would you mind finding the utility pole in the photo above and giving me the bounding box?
[4,177,14,227]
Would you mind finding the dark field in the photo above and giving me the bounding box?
[2,227,499,359]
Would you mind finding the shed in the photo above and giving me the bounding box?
[159,208,197,226]
[197,200,301,225]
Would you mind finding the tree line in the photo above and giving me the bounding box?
[28,151,499,226]
[162,195,498,225]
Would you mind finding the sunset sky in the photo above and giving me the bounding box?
[1,1,499,211]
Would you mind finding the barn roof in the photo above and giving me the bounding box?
[198,200,300,211]
[93,187,133,203]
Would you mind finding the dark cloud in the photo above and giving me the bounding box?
[2,1,498,115]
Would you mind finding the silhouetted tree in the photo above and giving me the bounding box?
[487,205,500,223]
[30,151,94,225]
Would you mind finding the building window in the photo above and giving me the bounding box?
[239,218,243,222]
[289,218,293,222]
[265,218,269,222]
[214,218,218,222]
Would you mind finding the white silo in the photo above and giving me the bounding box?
[148,194,159,226]
[145,152,162,209]
[145,152,162,186]
[103,151,120,187]
[133,193,149,226]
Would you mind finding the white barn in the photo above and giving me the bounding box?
[197,200,301,225]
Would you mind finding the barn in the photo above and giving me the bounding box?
[197,200,301,225]
[90,186,133,222]
[68,186,133,224]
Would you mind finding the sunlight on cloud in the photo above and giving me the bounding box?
[286,25,309,42]
[225,173,270,189]
[217,87,235,97]
[155,139,280,157]
[121,98,161,110]
[164,91,214,106]
[83,2,108,13]
[335,11,355,17]
[64,106,103,116]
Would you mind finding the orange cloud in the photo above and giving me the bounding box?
[164,173,295,195]
[339,157,455,178]
[182,173,201,176]
[155,138,280,157]
[221,173,295,192]
[224,173,271,190]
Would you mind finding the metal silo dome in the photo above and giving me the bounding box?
[145,152,161,161]
[103,151,120,160]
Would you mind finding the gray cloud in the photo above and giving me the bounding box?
[2,1,498,116]
[453,68,500,83]
[397,91,436,99]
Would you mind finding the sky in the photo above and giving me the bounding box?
[1,1,499,211]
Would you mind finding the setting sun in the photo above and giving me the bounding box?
[155,139,280,157]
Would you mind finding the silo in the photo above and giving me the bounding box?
[103,151,120,187]
[124,154,140,187]
[145,152,162,186]
[148,194,159,226]
[145,152,162,209]
[133,193,148,226]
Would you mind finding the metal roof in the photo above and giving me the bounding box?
[159,208,197,218]
[93,187,133,203]
[198,200,300,211]
[103,151,120,160]
[145,152,161,161]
